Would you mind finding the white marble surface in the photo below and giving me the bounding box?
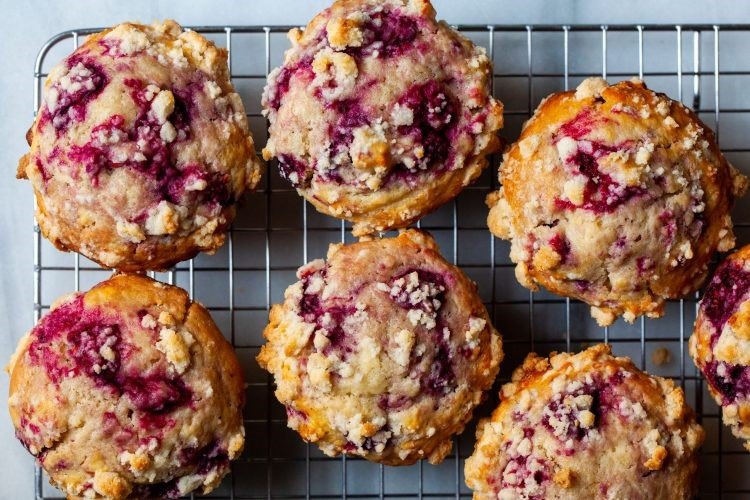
[2,0,750,497]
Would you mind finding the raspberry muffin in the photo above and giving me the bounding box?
[8,274,245,499]
[257,230,503,464]
[262,0,503,236]
[465,344,704,499]
[487,77,748,326]
[690,244,750,451]
[17,20,263,271]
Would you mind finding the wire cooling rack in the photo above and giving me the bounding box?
[29,23,750,499]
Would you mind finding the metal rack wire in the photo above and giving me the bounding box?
[30,23,750,499]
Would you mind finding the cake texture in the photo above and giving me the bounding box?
[8,274,245,498]
[257,229,503,464]
[487,77,748,326]
[262,0,503,236]
[465,344,704,499]
[18,20,263,271]
[690,244,750,451]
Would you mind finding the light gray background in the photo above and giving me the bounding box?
[3,1,750,497]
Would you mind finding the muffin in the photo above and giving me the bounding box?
[487,77,748,326]
[261,0,503,236]
[690,244,750,451]
[257,230,503,464]
[465,344,704,499]
[8,274,245,498]
[17,20,263,271]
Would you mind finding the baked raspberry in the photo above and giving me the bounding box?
[258,230,502,465]
[39,55,109,133]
